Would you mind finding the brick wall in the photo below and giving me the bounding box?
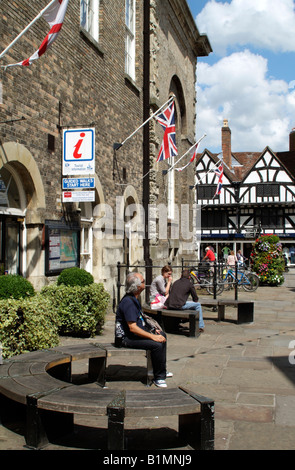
[0,0,144,217]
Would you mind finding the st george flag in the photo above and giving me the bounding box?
[175,141,200,172]
[214,162,223,197]
[156,101,178,162]
[5,0,69,67]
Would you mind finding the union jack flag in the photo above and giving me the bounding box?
[156,101,178,162]
[214,162,223,196]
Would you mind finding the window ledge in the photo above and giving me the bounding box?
[79,27,104,56]
[124,74,141,95]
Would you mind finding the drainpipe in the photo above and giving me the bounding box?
[143,0,152,300]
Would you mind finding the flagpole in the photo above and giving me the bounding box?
[195,158,222,185]
[114,95,175,150]
[167,134,206,172]
[0,0,57,60]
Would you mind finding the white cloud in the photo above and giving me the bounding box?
[196,50,295,152]
[196,0,295,55]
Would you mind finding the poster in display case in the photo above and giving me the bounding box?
[45,220,80,276]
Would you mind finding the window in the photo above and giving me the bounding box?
[201,210,227,229]
[255,208,283,228]
[80,0,99,43]
[125,0,135,80]
[256,184,280,197]
[0,166,23,210]
[198,185,216,200]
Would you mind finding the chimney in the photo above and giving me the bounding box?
[222,119,232,169]
[289,128,295,151]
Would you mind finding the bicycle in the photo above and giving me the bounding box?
[222,267,259,292]
[190,266,224,295]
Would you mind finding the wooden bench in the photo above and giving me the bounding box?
[143,298,254,336]
[92,342,153,386]
[107,386,214,450]
[143,305,200,337]
[201,298,254,324]
[0,345,214,450]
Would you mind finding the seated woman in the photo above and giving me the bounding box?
[149,265,173,309]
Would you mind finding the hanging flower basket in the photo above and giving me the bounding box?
[250,234,285,286]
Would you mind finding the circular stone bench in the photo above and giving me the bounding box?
[0,344,214,450]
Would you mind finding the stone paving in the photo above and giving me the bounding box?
[0,279,295,451]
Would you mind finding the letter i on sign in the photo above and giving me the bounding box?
[73,132,86,159]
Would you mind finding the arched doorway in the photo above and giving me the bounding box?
[0,164,26,275]
[0,141,45,287]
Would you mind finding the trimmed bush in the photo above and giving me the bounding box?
[57,267,94,287]
[0,295,60,359]
[41,283,110,337]
[0,274,35,299]
[251,234,285,286]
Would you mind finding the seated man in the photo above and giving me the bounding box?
[115,272,172,388]
[164,269,205,333]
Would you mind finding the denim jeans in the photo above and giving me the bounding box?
[181,301,205,329]
[122,331,167,380]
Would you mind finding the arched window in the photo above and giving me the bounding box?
[0,165,26,212]
[167,76,187,219]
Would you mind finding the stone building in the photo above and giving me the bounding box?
[0,0,211,302]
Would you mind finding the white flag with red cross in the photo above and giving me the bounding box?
[2,0,69,67]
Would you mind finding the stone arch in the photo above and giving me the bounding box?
[0,141,45,222]
[170,75,187,136]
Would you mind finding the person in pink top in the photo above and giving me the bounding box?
[227,251,237,268]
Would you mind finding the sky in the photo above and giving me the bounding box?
[186,0,295,154]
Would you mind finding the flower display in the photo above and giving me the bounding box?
[250,234,285,286]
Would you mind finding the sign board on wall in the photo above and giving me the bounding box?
[62,128,95,175]
[62,177,95,189]
[62,191,95,203]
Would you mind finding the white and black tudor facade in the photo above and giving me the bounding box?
[195,120,295,264]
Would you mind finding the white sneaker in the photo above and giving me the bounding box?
[153,379,167,388]
[166,372,173,378]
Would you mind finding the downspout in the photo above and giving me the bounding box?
[143,0,152,300]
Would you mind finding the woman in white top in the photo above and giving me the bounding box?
[227,251,237,268]
[150,265,173,305]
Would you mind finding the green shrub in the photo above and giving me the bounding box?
[251,234,285,286]
[0,274,35,299]
[41,283,109,336]
[57,267,94,287]
[0,295,60,359]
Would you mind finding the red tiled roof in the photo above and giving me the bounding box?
[196,150,261,182]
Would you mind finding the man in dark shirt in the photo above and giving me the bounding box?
[164,270,205,332]
[116,272,172,387]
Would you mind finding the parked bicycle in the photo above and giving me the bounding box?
[190,262,223,295]
[221,266,259,292]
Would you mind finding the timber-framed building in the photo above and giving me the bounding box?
[195,120,295,265]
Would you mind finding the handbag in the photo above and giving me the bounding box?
[141,312,162,333]
[150,293,166,310]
